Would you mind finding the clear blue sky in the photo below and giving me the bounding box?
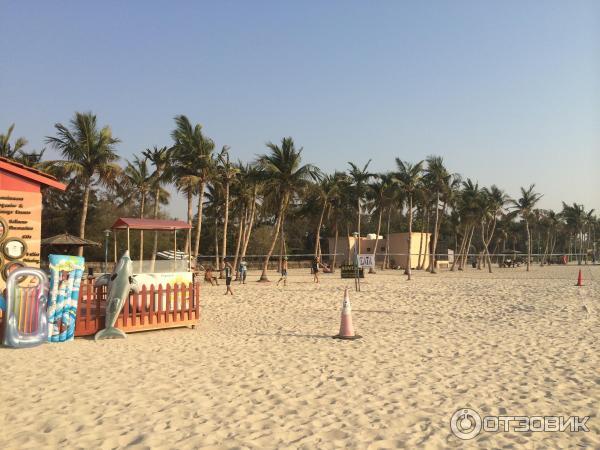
[2,0,599,219]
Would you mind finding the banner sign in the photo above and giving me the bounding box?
[340,265,364,279]
[357,254,375,268]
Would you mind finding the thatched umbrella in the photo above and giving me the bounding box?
[41,233,100,254]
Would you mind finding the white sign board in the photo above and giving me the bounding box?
[357,254,375,268]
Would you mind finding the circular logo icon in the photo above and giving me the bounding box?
[450,408,482,440]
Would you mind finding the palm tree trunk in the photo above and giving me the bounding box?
[429,192,440,273]
[232,209,245,279]
[193,181,206,259]
[332,218,339,272]
[139,194,145,272]
[407,195,413,280]
[278,216,286,271]
[541,230,550,266]
[78,182,91,256]
[214,216,220,274]
[525,219,531,271]
[185,189,193,255]
[346,223,351,264]
[314,200,327,256]
[259,195,287,281]
[371,207,383,273]
[221,181,230,264]
[451,225,468,272]
[549,233,557,263]
[383,208,391,270]
[462,225,475,270]
[417,207,427,270]
[240,187,257,260]
[150,185,160,271]
[481,223,492,273]
[356,197,361,254]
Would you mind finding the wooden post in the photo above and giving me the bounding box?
[157,284,162,324]
[188,228,192,272]
[131,290,137,327]
[148,285,154,325]
[165,284,171,323]
[140,285,146,326]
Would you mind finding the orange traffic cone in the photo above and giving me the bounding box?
[333,288,362,340]
[576,269,583,287]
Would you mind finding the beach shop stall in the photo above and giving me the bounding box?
[74,218,200,336]
[0,157,66,287]
[0,158,66,337]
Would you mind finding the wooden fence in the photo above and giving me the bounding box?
[75,278,201,337]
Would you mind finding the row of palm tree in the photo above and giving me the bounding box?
[3,113,598,279]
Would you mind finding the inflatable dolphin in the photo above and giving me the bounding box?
[94,251,139,340]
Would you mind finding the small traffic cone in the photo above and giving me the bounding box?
[333,288,362,340]
[576,269,583,287]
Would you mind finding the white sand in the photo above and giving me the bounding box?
[1,265,599,449]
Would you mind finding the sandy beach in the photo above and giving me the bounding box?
[1,265,598,449]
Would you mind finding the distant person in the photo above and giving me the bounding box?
[238,258,248,284]
[312,257,321,283]
[223,259,234,295]
[277,256,288,286]
[205,266,219,286]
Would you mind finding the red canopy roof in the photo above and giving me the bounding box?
[111,217,191,230]
[0,157,66,191]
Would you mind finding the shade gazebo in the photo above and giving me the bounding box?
[110,218,192,272]
[41,233,101,254]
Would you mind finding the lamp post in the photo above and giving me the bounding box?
[352,232,360,292]
[103,229,111,273]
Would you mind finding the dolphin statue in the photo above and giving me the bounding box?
[94,251,139,340]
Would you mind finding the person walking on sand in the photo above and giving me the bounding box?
[277,256,289,286]
[238,258,248,284]
[312,257,321,283]
[223,259,234,295]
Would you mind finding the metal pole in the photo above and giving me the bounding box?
[103,230,110,273]
[173,229,177,272]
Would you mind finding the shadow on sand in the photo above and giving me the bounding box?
[256,332,332,339]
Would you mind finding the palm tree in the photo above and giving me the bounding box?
[312,173,342,257]
[480,185,508,272]
[0,124,28,159]
[257,137,317,281]
[239,164,264,263]
[453,179,481,271]
[326,171,350,271]
[347,160,373,254]
[171,115,213,256]
[561,202,592,264]
[45,112,120,256]
[204,182,224,270]
[143,146,172,266]
[510,184,543,271]
[366,173,394,271]
[395,159,423,279]
[193,141,215,259]
[122,156,153,266]
[18,148,46,168]
[424,156,451,273]
[217,146,239,265]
